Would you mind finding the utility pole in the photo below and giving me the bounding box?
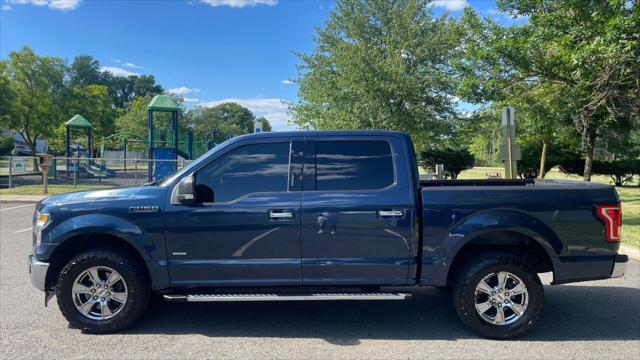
[500,107,520,179]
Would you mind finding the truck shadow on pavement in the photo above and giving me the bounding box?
[125,285,640,344]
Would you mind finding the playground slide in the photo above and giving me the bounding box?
[83,160,116,178]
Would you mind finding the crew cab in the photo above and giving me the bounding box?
[28,130,628,338]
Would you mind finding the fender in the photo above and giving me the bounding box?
[420,208,562,286]
[39,214,171,290]
[444,208,562,257]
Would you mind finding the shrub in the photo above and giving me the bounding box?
[558,154,586,176]
[420,147,475,179]
[517,143,543,179]
[560,156,639,186]
[593,159,640,186]
[518,143,582,179]
[0,135,14,156]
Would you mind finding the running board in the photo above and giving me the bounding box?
[163,292,412,302]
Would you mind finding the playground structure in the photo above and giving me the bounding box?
[64,115,116,179]
[145,95,220,181]
[60,96,234,183]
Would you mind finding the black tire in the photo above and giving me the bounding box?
[452,252,544,339]
[55,248,151,333]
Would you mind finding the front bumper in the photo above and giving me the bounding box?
[611,254,628,278]
[28,255,49,291]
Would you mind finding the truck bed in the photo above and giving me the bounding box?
[418,179,620,285]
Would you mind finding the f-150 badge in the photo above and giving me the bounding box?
[129,206,159,213]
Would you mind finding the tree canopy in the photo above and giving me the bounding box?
[292,0,462,149]
[186,103,272,140]
[1,46,66,155]
[456,0,639,180]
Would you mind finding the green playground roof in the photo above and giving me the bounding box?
[148,95,180,112]
[65,114,92,128]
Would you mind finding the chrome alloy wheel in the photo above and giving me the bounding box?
[474,271,528,325]
[72,266,128,321]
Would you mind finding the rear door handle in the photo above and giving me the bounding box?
[378,209,404,218]
[268,209,294,220]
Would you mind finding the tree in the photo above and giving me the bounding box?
[69,55,102,87]
[2,46,67,156]
[115,95,155,137]
[103,73,164,109]
[456,108,502,166]
[57,85,120,155]
[255,116,272,132]
[0,134,14,156]
[187,102,271,138]
[0,60,17,127]
[420,147,475,179]
[458,1,639,181]
[506,83,577,178]
[291,0,461,149]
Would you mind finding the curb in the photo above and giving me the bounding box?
[0,199,39,204]
[620,245,640,261]
[0,196,46,204]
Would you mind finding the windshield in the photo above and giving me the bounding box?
[157,139,232,187]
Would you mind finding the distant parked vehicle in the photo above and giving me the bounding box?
[11,145,32,156]
[28,130,627,338]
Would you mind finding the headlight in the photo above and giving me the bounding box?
[33,211,51,244]
[36,212,51,228]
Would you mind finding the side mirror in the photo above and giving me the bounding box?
[175,174,196,204]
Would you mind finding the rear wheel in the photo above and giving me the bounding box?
[452,252,544,339]
[56,248,150,333]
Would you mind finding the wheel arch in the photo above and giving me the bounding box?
[44,233,150,290]
[445,229,558,285]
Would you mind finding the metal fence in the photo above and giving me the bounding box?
[0,156,192,191]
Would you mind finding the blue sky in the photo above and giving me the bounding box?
[1,0,525,131]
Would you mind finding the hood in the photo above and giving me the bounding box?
[38,186,165,209]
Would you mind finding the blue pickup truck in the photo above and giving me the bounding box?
[28,130,627,338]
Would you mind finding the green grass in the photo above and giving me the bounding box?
[0,184,112,196]
[618,187,640,248]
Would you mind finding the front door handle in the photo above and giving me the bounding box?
[268,209,294,220]
[378,209,404,218]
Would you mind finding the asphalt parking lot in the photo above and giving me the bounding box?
[1,202,639,359]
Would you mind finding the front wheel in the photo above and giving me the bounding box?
[452,252,544,339]
[55,248,150,333]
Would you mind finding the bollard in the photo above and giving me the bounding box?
[8,156,12,189]
[38,154,52,195]
[435,164,445,180]
[74,157,78,188]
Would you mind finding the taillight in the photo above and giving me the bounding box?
[596,205,622,243]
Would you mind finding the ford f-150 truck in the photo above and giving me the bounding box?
[28,130,628,338]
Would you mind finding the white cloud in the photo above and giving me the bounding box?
[7,0,81,10]
[167,86,200,95]
[1,4,11,10]
[198,0,277,8]
[184,97,200,102]
[122,62,144,69]
[431,0,468,12]
[281,79,294,85]
[199,98,295,131]
[100,66,139,77]
[109,59,144,69]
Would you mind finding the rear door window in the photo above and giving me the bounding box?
[314,141,394,191]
